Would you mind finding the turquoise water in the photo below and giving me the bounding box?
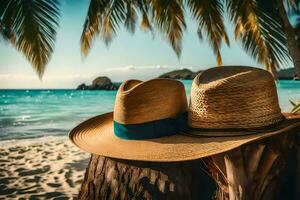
[0,80,299,140]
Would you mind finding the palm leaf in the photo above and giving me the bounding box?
[137,0,153,31]
[0,23,16,45]
[100,0,126,45]
[0,0,17,45]
[124,0,138,33]
[81,0,128,56]
[290,99,300,113]
[81,0,110,57]
[289,99,297,106]
[1,0,60,78]
[186,0,229,65]
[288,0,300,10]
[150,0,186,57]
[226,0,291,78]
[81,0,186,57]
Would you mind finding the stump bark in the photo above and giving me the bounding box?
[205,129,299,200]
[79,155,215,200]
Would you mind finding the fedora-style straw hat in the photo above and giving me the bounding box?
[185,66,300,139]
[70,79,195,162]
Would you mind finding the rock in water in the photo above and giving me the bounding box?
[92,77,117,90]
[76,76,118,90]
[76,83,89,90]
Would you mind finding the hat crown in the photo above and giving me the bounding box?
[114,79,187,124]
[189,66,284,129]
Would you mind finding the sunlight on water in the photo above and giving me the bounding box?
[0,80,299,140]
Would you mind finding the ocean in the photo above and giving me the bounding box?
[0,80,300,141]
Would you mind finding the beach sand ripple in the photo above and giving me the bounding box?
[0,137,89,199]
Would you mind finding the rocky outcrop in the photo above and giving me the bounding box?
[77,83,89,90]
[159,69,200,80]
[159,67,297,80]
[278,68,296,80]
[77,76,118,90]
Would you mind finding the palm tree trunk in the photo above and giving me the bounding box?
[278,0,300,80]
[205,131,297,200]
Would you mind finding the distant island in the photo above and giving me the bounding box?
[77,68,296,90]
[158,69,201,80]
[158,67,296,80]
[77,76,119,90]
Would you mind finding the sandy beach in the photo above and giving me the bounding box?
[0,137,89,199]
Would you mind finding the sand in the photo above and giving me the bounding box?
[0,136,90,199]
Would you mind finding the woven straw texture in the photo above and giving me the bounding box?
[114,79,187,124]
[69,72,300,161]
[189,66,284,130]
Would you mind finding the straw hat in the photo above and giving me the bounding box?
[70,67,300,162]
[185,66,300,138]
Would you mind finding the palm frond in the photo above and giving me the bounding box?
[227,0,291,78]
[186,0,229,65]
[81,0,127,55]
[101,0,126,45]
[289,99,297,106]
[137,0,153,32]
[0,23,16,45]
[288,0,300,10]
[0,1,17,45]
[1,0,60,79]
[151,0,186,57]
[290,99,300,113]
[81,0,110,57]
[81,0,186,57]
[124,0,138,33]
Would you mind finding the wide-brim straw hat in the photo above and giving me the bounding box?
[70,67,300,162]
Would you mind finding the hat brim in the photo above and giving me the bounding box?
[69,112,300,162]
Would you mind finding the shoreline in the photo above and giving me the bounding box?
[0,135,70,148]
[0,136,89,198]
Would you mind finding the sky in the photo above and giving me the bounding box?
[0,0,296,89]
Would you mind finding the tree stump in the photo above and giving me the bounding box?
[78,125,299,200]
[79,155,215,199]
[205,129,299,200]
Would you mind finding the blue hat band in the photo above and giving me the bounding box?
[113,112,188,140]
